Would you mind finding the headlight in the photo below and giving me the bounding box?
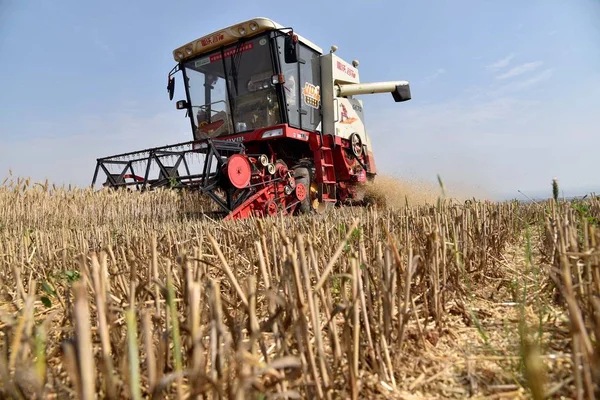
[261,128,283,138]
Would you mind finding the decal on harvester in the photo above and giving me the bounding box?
[196,43,254,67]
[200,33,225,47]
[302,82,321,109]
[210,43,254,62]
[336,61,357,78]
[194,43,254,68]
[339,104,358,124]
[291,132,308,140]
[195,58,210,68]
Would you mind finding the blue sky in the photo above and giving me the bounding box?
[1,0,599,200]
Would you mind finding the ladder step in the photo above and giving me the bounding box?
[322,163,333,167]
[322,180,336,184]
[321,146,331,151]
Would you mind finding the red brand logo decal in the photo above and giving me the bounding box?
[200,33,225,47]
[336,61,356,78]
[209,43,254,62]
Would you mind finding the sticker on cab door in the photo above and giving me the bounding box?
[302,82,321,109]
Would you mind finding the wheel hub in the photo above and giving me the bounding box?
[226,154,252,189]
[295,182,307,201]
[350,133,363,157]
[265,200,278,216]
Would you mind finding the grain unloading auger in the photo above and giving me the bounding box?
[91,17,411,220]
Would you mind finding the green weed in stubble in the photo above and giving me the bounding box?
[337,223,362,254]
[126,309,142,400]
[40,281,57,308]
[166,262,184,397]
[552,178,559,204]
[34,321,47,393]
[436,174,446,210]
[40,270,80,309]
[517,225,548,400]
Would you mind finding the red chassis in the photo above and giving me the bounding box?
[204,123,376,220]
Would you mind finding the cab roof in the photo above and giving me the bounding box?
[172,17,323,62]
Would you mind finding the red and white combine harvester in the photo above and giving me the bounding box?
[91,17,411,220]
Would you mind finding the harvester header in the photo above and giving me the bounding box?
[91,17,412,220]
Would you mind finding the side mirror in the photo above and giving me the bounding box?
[391,84,411,102]
[176,100,188,109]
[167,77,175,100]
[284,33,298,64]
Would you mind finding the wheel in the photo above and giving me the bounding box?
[265,200,279,216]
[349,133,363,158]
[293,165,313,214]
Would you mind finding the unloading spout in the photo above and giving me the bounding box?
[335,81,411,102]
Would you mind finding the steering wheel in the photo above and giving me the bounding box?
[199,119,225,133]
[197,115,228,138]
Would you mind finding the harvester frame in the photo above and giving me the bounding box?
[91,17,411,220]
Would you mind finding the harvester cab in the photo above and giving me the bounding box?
[92,17,411,220]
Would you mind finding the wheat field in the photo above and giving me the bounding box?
[0,176,598,399]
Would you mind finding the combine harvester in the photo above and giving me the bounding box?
[91,17,411,220]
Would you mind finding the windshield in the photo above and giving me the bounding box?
[183,34,282,139]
